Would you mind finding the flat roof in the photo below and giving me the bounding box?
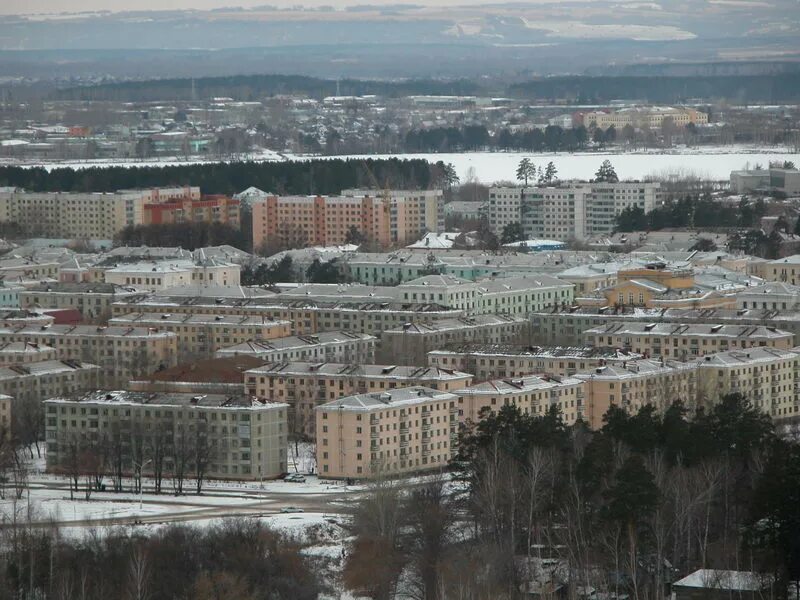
[317,386,456,411]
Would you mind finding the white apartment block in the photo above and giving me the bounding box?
[488,182,660,241]
[103,259,240,291]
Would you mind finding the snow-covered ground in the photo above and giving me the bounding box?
[312,146,799,183]
[2,145,796,183]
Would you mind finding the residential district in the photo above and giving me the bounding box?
[0,166,799,598]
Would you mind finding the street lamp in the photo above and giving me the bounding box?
[134,459,152,512]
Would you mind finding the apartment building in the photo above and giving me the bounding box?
[531,305,800,347]
[245,362,473,437]
[103,258,240,291]
[0,186,201,239]
[764,255,800,286]
[143,194,241,228]
[574,359,699,428]
[457,374,584,424]
[0,341,57,365]
[112,293,463,337]
[342,188,445,245]
[252,194,391,250]
[428,344,640,380]
[20,282,140,320]
[217,331,376,364]
[0,359,100,405]
[109,313,292,360]
[0,324,177,385]
[736,282,800,311]
[580,107,708,129]
[0,394,10,432]
[44,391,289,481]
[315,386,458,479]
[487,182,660,241]
[282,273,573,317]
[584,322,794,359]
[696,348,800,422]
[380,315,531,366]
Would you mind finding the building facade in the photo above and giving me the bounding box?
[315,387,458,479]
[45,391,289,481]
[216,331,376,364]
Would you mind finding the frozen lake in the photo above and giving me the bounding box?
[326,147,800,183]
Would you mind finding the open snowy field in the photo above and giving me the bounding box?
[322,147,800,183]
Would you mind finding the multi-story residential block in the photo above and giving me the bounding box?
[380,315,531,366]
[342,188,445,245]
[0,394,11,432]
[103,258,240,291]
[457,374,584,424]
[217,331,376,364]
[281,273,573,317]
[574,359,699,428]
[0,341,57,365]
[0,309,56,327]
[428,344,640,380]
[143,194,241,228]
[487,182,660,241]
[0,186,203,239]
[736,282,800,311]
[0,324,177,385]
[245,362,472,437]
[19,282,140,320]
[315,386,458,479]
[764,255,800,286]
[252,194,392,250]
[0,359,100,405]
[44,391,289,481]
[109,312,291,360]
[696,347,800,422]
[584,322,794,359]
[112,292,463,337]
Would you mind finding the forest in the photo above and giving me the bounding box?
[344,395,800,599]
[0,158,441,196]
[404,125,589,153]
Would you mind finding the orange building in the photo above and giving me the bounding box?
[252,194,391,250]
[143,194,241,228]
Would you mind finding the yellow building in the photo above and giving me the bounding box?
[585,322,794,360]
[246,362,472,438]
[457,374,584,424]
[574,359,699,428]
[316,386,458,479]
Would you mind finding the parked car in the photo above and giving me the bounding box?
[280,506,305,514]
[284,473,306,483]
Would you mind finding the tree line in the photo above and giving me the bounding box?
[0,158,440,196]
[615,195,767,232]
[344,394,800,599]
[405,124,589,153]
[0,518,320,600]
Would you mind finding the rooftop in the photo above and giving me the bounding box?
[45,390,286,410]
[135,355,266,384]
[217,331,376,355]
[246,362,472,380]
[586,322,792,339]
[430,344,641,360]
[459,374,582,395]
[317,386,456,411]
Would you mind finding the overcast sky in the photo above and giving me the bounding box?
[4,0,509,15]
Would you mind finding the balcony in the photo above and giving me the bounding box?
[370,429,379,439]
[400,439,409,448]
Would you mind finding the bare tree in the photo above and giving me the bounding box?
[127,545,151,600]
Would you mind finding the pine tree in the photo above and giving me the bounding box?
[544,161,558,184]
[595,159,619,183]
[516,158,535,186]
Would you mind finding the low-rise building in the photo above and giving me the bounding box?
[103,258,240,291]
[0,341,57,365]
[730,167,800,196]
[379,315,531,366]
[245,362,473,437]
[217,331,376,365]
[672,569,773,600]
[45,390,289,481]
[109,312,292,360]
[457,374,584,424]
[0,359,100,405]
[428,344,640,380]
[0,324,177,385]
[735,281,800,311]
[19,282,141,320]
[584,322,794,359]
[574,359,699,428]
[315,386,458,479]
